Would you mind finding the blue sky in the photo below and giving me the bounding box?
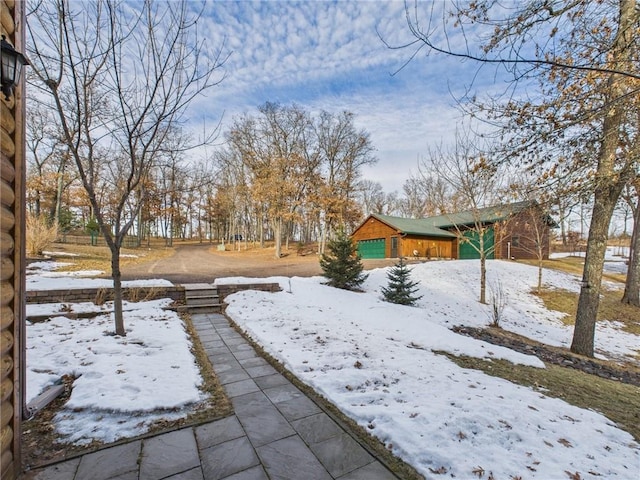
[190,1,500,193]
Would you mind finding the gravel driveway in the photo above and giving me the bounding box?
[121,243,397,284]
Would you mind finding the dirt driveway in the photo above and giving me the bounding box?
[121,243,397,284]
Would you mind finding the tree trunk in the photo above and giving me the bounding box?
[570,0,635,357]
[274,217,282,258]
[479,254,487,304]
[537,258,543,294]
[54,165,64,224]
[111,244,126,336]
[571,204,611,356]
[622,196,640,305]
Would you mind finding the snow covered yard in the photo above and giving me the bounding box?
[222,259,640,479]
[25,262,207,446]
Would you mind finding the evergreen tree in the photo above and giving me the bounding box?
[320,228,368,290]
[381,258,423,306]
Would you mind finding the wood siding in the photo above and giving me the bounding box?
[351,217,398,258]
[351,217,456,259]
[401,235,455,259]
[0,1,25,478]
[494,212,551,260]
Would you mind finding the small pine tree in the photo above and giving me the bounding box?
[381,258,423,306]
[320,228,368,290]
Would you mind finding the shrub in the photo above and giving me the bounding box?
[26,212,58,257]
[319,227,368,290]
[487,280,507,328]
[381,257,423,306]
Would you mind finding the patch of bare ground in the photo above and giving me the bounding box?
[21,312,231,472]
[39,241,176,274]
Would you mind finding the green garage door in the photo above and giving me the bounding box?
[358,238,386,259]
[459,228,494,260]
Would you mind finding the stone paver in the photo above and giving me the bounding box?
[195,416,245,450]
[25,309,400,480]
[235,403,296,447]
[75,441,141,480]
[222,465,269,480]
[140,428,200,479]
[225,378,261,398]
[163,467,204,480]
[256,435,332,480]
[291,413,343,445]
[200,437,260,480]
[336,461,399,480]
[30,458,79,480]
[310,433,374,478]
[238,356,269,368]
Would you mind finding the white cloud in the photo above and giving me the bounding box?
[187,1,498,193]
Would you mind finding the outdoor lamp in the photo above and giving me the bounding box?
[1,35,29,101]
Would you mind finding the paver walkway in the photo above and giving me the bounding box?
[26,313,399,480]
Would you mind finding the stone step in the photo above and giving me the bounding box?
[186,295,220,306]
[186,304,222,314]
[183,284,223,313]
[185,288,218,297]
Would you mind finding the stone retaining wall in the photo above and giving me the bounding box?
[216,283,281,297]
[26,283,281,305]
[26,286,186,304]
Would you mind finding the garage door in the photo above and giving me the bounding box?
[358,238,386,259]
[459,228,494,260]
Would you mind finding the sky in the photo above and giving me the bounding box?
[26,250,638,477]
[189,1,497,193]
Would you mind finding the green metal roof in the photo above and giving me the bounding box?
[427,201,535,228]
[370,213,457,238]
[368,201,539,237]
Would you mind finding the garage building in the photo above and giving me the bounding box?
[351,201,555,261]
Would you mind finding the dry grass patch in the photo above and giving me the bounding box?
[534,288,640,336]
[26,213,59,256]
[46,242,175,273]
[438,352,640,442]
[524,256,627,283]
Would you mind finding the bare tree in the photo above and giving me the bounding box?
[27,0,226,335]
[357,180,386,217]
[399,176,427,218]
[395,0,639,357]
[226,104,317,257]
[314,110,376,252]
[508,178,558,293]
[421,128,503,303]
[25,105,76,223]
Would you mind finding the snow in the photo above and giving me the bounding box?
[223,259,639,479]
[26,257,640,477]
[26,267,199,445]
